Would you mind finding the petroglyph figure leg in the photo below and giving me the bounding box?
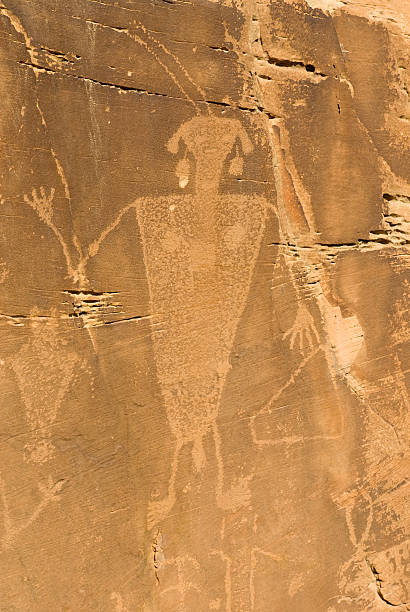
[110,592,130,612]
[210,550,232,612]
[212,424,251,512]
[159,555,201,611]
[250,547,282,611]
[147,439,182,530]
[0,259,8,284]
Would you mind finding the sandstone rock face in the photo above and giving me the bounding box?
[0,1,408,610]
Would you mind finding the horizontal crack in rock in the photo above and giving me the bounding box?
[17,60,260,113]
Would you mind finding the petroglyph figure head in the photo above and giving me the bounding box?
[167,117,253,192]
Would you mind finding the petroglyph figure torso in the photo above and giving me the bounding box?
[9,312,80,463]
[137,191,267,442]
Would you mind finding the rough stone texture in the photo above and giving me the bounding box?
[0,1,408,610]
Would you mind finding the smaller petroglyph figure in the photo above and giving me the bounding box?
[0,472,64,551]
[9,308,81,463]
[329,479,410,611]
[327,489,378,611]
[159,555,201,612]
[329,451,410,610]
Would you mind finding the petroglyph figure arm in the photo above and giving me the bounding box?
[22,187,86,283]
[268,124,321,352]
[86,202,138,261]
[22,185,140,285]
[0,473,64,551]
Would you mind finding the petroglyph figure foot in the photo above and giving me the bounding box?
[192,435,206,473]
[327,598,360,611]
[217,476,251,512]
[284,304,319,352]
[147,496,175,530]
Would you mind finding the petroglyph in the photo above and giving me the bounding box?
[159,555,201,611]
[23,187,89,286]
[250,547,282,611]
[110,592,130,612]
[137,113,322,527]
[1,2,408,607]
[210,550,232,612]
[142,115,269,526]
[330,452,410,611]
[0,472,64,551]
[0,260,8,284]
[11,12,335,517]
[14,21,341,528]
[211,543,283,612]
[8,309,82,463]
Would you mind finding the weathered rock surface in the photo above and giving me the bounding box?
[0,0,408,610]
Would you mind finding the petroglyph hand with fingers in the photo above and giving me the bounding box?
[284,304,320,352]
[24,186,55,224]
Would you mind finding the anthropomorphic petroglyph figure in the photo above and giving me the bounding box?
[68,109,320,529]
[329,453,410,611]
[133,115,322,529]
[140,116,270,526]
[9,309,81,463]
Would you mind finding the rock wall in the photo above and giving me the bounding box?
[0,1,408,610]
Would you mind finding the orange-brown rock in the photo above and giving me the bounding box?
[0,1,408,610]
